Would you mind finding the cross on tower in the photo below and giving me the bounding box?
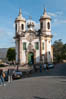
[29,16,32,20]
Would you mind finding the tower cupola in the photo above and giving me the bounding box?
[40,8,51,35]
[15,8,26,35]
[40,8,51,20]
[15,8,26,22]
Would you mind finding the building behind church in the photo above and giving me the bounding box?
[14,8,53,66]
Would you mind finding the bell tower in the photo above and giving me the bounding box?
[39,8,53,63]
[15,8,26,36]
[40,8,51,35]
[15,8,26,65]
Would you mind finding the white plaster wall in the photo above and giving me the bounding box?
[32,39,40,63]
[20,21,26,31]
[16,36,40,64]
[16,22,21,34]
[15,21,26,35]
[40,19,51,35]
[22,39,29,64]
[22,38,40,64]
[46,19,51,31]
[40,20,46,31]
[43,31,51,35]
[42,40,45,54]
[16,40,18,63]
[47,40,52,63]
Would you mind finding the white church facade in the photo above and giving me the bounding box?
[14,8,53,66]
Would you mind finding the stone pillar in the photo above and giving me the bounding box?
[40,35,42,62]
[45,39,47,63]
[18,37,22,65]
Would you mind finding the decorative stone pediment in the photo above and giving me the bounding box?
[26,33,35,42]
[27,43,34,52]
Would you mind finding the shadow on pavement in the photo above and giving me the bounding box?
[34,96,49,99]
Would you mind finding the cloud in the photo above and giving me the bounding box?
[48,11,63,17]
[35,22,40,30]
[48,12,57,17]
[48,11,66,26]
[56,11,63,16]
[23,11,30,16]
[52,19,66,26]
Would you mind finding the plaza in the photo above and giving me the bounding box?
[0,63,66,99]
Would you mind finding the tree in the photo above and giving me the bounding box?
[62,44,66,60]
[53,39,63,63]
[7,48,16,63]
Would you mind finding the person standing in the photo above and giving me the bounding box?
[8,69,12,83]
[0,70,2,86]
[0,70,6,86]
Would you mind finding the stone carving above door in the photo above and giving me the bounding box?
[26,33,35,42]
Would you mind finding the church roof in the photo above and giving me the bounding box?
[15,8,26,22]
[40,8,51,20]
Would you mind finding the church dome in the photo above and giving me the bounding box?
[27,20,35,27]
[27,19,35,31]
[15,8,26,22]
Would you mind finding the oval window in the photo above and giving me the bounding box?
[21,24,24,30]
[47,22,50,29]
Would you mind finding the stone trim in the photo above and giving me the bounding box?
[40,35,42,61]
[39,17,51,21]
[18,38,22,65]
[15,19,26,23]
[45,40,47,63]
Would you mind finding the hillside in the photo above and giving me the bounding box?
[0,48,8,60]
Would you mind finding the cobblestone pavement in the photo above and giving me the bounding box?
[0,63,66,99]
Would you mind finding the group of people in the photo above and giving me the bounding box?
[0,69,13,86]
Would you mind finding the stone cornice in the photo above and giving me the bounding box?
[15,19,26,23]
[40,34,53,38]
[39,17,52,21]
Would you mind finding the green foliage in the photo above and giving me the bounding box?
[62,44,66,60]
[7,48,16,62]
[53,39,66,63]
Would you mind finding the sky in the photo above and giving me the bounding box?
[0,0,66,48]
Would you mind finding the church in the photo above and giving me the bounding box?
[14,8,53,66]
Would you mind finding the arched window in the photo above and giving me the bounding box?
[23,42,26,50]
[47,22,50,29]
[35,42,39,50]
[15,24,17,31]
[21,24,24,30]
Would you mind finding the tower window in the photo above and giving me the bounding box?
[40,22,43,29]
[42,42,44,50]
[35,42,39,50]
[21,24,24,30]
[15,24,17,31]
[23,42,26,50]
[47,22,50,29]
